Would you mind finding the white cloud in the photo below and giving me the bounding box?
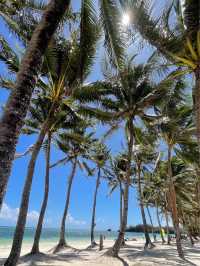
[0,204,87,227]
[27,210,39,222]
[96,217,105,224]
[67,213,86,226]
[0,203,39,224]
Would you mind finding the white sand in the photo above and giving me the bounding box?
[0,239,200,266]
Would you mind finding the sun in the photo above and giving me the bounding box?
[122,13,130,26]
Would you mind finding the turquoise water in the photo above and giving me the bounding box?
[0,226,145,246]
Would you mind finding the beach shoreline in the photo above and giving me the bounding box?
[1,238,200,266]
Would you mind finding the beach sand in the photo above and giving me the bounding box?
[0,239,200,266]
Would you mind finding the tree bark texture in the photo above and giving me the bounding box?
[5,120,49,266]
[31,132,51,254]
[90,167,101,246]
[0,0,71,210]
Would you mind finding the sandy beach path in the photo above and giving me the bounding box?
[0,239,200,266]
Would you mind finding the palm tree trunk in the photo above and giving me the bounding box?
[156,204,166,244]
[31,132,51,255]
[54,157,77,252]
[90,167,101,247]
[4,121,49,266]
[194,69,200,229]
[137,163,154,249]
[167,146,184,259]
[195,41,200,160]
[106,119,134,257]
[146,206,156,242]
[119,180,123,230]
[118,180,125,246]
[0,0,70,210]
[165,210,171,245]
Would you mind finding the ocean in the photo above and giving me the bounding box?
[0,226,145,247]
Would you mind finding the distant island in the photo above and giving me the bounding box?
[126,224,175,234]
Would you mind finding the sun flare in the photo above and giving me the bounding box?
[122,13,130,26]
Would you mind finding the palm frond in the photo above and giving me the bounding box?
[100,0,126,70]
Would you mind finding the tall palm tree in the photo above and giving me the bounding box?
[0,0,71,211]
[107,155,127,233]
[29,101,88,255]
[75,58,169,256]
[144,170,167,244]
[53,129,95,252]
[131,128,158,249]
[4,81,76,265]
[135,151,156,248]
[89,142,110,247]
[30,132,52,255]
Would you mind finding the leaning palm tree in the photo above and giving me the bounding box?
[89,142,110,248]
[4,76,80,264]
[0,0,71,212]
[52,128,95,252]
[21,95,65,255]
[31,133,51,255]
[29,99,88,255]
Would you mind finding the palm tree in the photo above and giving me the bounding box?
[130,128,158,249]
[89,142,110,247]
[152,82,194,258]
[31,132,51,255]
[144,171,167,245]
[107,155,126,234]
[75,58,169,256]
[53,129,95,252]
[29,100,86,255]
[4,83,76,264]
[135,148,156,249]
[0,0,71,211]
[121,0,200,170]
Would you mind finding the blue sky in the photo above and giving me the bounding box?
[0,0,169,230]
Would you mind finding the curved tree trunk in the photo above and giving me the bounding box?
[156,204,166,244]
[4,121,49,266]
[54,157,78,252]
[146,205,156,242]
[167,146,184,259]
[31,132,51,255]
[137,163,154,249]
[0,0,71,211]
[90,167,101,247]
[106,119,134,257]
